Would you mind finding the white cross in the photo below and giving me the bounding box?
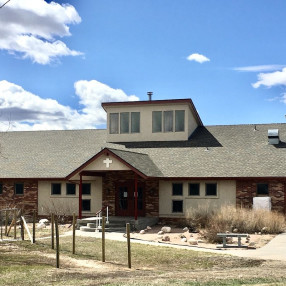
[103,158,113,168]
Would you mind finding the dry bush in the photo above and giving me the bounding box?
[202,206,286,243]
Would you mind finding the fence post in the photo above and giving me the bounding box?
[126,223,131,269]
[33,210,36,243]
[0,212,2,240]
[51,213,55,249]
[72,213,76,254]
[5,210,8,236]
[102,216,105,262]
[13,209,17,240]
[55,215,60,268]
[20,210,24,241]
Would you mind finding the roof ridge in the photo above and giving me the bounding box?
[107,147,148,156]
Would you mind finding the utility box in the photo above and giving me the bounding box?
[253,197,271,211]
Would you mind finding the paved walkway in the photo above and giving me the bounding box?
[73,230,286,261]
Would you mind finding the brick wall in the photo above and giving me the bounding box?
[102,171,159,217]
[236,180,285,213]
[0,180,38,216]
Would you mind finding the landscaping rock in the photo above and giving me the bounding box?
[162,235,170,242]
[233,228,238,233]
[140,230,145,234]
[161,226,171,233]
[39,219,49,225]
[183,227,189,232]
[261,227,269,234]
[188,238,198,245]
[157,230,164,235]
[181,237,187,242]
[146,226,152,230]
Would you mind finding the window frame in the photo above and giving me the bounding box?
[82,199,91,212]
[175,110,185,132]
[163,110,173,132]
[15,183,24,195]
[189,183,200,196]
[257,183,269,196]
[109,113,119,134]
[131,112,140,133]
[205,183,217,196]
[152,111,162,133]
[51,183,61,195]
[82,183,91,195]
[172,183,183,196]
[120,112,130,134]
[172,200,183,213]
[66,183,76,195]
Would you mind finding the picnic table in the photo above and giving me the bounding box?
[217,233,248,248]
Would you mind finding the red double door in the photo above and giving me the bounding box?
[115,182,144,216]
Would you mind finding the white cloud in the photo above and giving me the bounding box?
[234,65,285,72]
[187,53,210,64]
[0,0,82,64]
[0,80,139,131]
[252,67,286,88]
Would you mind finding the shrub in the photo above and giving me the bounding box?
[202,206,286,243]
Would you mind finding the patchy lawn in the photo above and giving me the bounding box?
[1,235,286,285]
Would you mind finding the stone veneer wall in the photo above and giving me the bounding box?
[102,171,159,217]
[236,180,285,213]
[0,180,38,216]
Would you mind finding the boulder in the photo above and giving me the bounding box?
[146,226,152,230]
[139,230,145,234]
[188,238,198,245]
[161,226,171,233]
[182,227,189,232]
[162,235,170,242]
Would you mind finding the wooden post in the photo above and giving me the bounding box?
[33,210,36,243]
[51,213,55,249]
[20,210,24,241]
[13,209,17,240]
[72,213,76,254]
[5,210,8,236]
[0,212,2,240]
[79,174,83,219]
[55,216,60,268]
[126,223,131,269]
[102,216,105,262]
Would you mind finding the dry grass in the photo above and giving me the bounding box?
[187,206,286,243]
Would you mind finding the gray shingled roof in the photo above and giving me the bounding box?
[0,123,286,179]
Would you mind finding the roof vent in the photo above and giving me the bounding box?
[147,91,153,101]
[268,129,279,145]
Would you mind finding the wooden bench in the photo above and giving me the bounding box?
[217,233,248,248]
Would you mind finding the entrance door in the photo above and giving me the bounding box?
[116,183,144,216]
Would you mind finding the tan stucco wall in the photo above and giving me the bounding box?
[105,102,198,142]
[159,180,236,218]
[38,179,102,216]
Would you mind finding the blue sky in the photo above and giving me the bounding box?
[0,0,286,131]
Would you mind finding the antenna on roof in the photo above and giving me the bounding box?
[147,91,153,101]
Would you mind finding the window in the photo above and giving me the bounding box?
[205,183,217,196]
[172,183,183,196]
[152,111,162,133]
[110,113,119,134]
[175,110,185,132]
[164,111,173,132]
[15,183,24,195]
[120,112,129,134]
[172,200,183,213]
[189,183,200,196]
[66,183,76,195]
[257,183,269,195]
[131,112,140,133]
[82,199,91,211]
[82,183,91,195]
[0,183,2,195]
[51,183,61,195]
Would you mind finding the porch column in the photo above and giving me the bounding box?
[79,173,83,219]
[134,173,138,221]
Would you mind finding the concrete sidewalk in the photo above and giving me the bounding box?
[73,230,286,260]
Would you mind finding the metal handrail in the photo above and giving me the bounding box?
[95,205,111,230]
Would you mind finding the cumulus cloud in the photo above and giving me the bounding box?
[252,68,286,88]
[0,80,138,131]
[187,53,210,64]
[234,65,285,72]
[0,0,82,64]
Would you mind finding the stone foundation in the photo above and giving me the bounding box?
[236,180,285,213]
[0,180,38,216]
